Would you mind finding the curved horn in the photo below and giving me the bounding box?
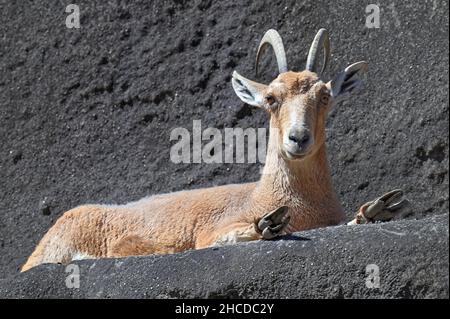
[255,29,288,76]
[305,28,331,76]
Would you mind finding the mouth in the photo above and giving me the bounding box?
[282,145,309,160]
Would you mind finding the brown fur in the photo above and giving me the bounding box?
[22,71,346,272]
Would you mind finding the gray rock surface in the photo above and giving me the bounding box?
[0,214,448,298]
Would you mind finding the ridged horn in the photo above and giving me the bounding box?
[255,29,288,76]
[305,28,330,76]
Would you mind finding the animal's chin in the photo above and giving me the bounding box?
[281,148,310,161]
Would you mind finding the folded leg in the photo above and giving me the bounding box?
[209,206,290,246]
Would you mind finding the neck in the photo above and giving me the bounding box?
[253,125,344,225]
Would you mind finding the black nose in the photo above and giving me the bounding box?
[288,131,310,149]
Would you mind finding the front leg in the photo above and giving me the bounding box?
[209,206,290,247]
[347,189,409,225]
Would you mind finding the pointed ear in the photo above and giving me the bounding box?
[231,71,267,107]
[326,61,368,104]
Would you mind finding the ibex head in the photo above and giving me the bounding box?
[232,29,368,161]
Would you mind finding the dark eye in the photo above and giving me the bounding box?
[265,95,277,107]
[320,92,330,106]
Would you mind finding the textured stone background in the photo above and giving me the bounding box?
[0,0,448,296]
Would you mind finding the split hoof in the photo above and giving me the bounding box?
[257,206,290,240]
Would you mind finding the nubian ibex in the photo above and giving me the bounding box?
[22,29,407,272]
